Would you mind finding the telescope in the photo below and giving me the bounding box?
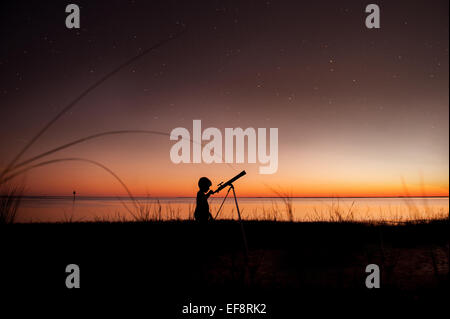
[213,170,246,194]
[211,170,249,259]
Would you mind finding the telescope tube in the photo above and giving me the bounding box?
[214,170,246,194]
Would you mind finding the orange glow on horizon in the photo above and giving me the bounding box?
[13,159,448,198]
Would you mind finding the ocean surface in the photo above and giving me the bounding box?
[16,196,449,223]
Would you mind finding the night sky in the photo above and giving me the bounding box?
[0,0,448,197]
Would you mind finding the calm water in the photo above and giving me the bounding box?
[17,196,449,223]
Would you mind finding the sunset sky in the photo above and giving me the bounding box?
[0,0,448,197]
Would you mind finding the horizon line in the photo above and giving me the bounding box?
[19,195,450,199]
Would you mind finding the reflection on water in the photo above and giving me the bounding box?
[17,196,449,223]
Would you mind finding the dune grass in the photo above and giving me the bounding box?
[0,183,24,224]
[79,200,448,224]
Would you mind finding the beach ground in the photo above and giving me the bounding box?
[1,219,448,316]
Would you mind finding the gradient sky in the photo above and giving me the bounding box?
[0,0,448,197]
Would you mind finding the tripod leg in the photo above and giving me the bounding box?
[214,186,232,220]
[231,185,249,262]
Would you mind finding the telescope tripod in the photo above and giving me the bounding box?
[213,183,249,260]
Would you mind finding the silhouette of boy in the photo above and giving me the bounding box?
[194,177,214,222]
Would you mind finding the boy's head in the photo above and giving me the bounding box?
[198,177,212,193]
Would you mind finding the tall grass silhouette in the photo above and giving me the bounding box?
[0,28,187,183]
[0,183,24,224]
[0,28,189,221]
[268,187,294,221]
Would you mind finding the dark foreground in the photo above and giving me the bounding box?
[1,220,449,317]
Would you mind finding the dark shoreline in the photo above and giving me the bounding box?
[1,219,448,315]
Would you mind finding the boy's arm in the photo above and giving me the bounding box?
[205,190,214,198]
